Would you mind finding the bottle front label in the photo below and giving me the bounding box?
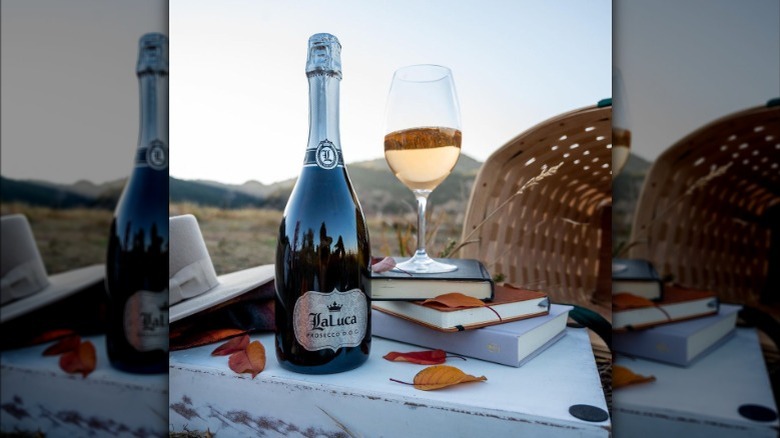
[293,288,367,352]
[123,290,169,352]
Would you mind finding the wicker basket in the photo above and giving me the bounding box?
[459,102,613,311]
[628,101,780,306]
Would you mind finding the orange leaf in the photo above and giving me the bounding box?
[30,329,78,345]
[612,293,656,310]
[613,365,656,389]
[247,340,266,371]
[392,365,487,391]
[42,335,81,356]
[169,328,249,351]
[212,334,250,356]
[421,293,502,321]
[422,293,486,310]
[59,341,96,378]
[384,349,447,365]
[228,340,266,378]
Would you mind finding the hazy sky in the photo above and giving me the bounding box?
[1,0,166,185]
[614,0,780,162]
[3,1,774,186]
[169,0,612,185]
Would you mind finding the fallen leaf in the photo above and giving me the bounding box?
[391,365,487,391]
[30,329,78,346]
[613,365,656,389]
[422,293,487,309]
[169,328,249,351]
[228,340,266,378]
[612,293,656,310]
[42,335,81,356]
[384,349,447,365]
[246,341,266,372]
[421,293,502,321]
[59,340,97,378]
[371,256,396,273]
[212,334,250,356]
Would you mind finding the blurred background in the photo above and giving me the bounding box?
[1,0,166,274]
[168,0,612,274]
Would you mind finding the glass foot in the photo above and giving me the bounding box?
[395,252,458,274]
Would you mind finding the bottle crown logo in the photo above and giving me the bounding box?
[327,301,342,312]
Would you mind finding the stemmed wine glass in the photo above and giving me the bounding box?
[384,64,462,274]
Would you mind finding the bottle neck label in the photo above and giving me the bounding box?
[293,288,368,352]
[304,139,343,169]
[123,289,169,352]
[135,139,169,170]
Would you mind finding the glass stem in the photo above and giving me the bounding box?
[414,192,430,257]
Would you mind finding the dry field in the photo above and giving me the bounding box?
[1,203,112,274]
[171,202,464,275]
[0,202,464,276]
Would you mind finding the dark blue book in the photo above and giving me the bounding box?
[612,258,663,300]
[370,258,494,301]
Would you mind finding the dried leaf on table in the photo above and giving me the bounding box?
[212,334,250,356]
[612,293,656,310]
[59,340,97,378]
[30,329,78,346]
[391,365,487,391]
[169,328,249,351]
[228,340,266,378]
[371,256,396,273]
[613,364,656,389]
[383,349,448,365]
[42,335,81,356]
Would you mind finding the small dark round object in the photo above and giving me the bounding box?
[738,404,778,422]
[569,404,609,422]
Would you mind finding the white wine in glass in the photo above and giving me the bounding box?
[384,65,461,273]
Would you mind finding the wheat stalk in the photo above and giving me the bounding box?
[615,162,733,258]
[442,162,564,258]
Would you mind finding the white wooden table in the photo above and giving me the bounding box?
[169,327,610,437]
[613,328,779,437]
[0,335,168,437]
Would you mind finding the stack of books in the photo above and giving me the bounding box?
[612,258,740,366]
[370,258,571,367]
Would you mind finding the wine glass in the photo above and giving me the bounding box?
[384,64,462,274]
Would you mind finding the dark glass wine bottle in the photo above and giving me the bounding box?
[275,33,371,374]
[105,33,169,374]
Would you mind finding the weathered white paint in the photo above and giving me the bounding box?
[613,328,779,437]
[0,335,167,436]
[169,327,610,437]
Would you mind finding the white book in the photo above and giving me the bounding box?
[372,304,571,367]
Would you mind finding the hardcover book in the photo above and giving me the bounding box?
[612,258,664,300]
[372,284,549,331]
[371,304,572,367]
[613,303,741,366]
[613,285,719,331]
[369,257,494,301]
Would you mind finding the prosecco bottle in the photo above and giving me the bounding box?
[275,33,371,374]
[105,33,169,374]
